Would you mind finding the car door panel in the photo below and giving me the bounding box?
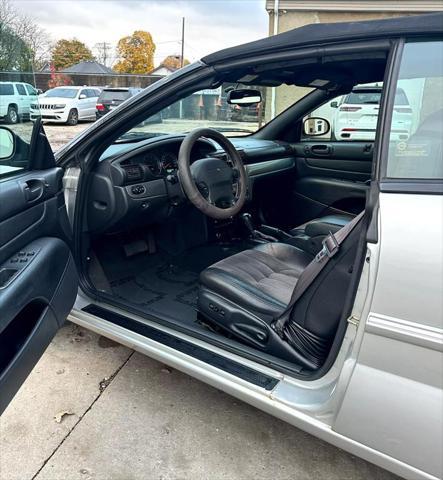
[0,164,78,414]
[290,141,372,226]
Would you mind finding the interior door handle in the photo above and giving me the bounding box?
[310,144,332,156]
[22,179,46,202]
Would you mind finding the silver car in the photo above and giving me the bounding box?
[0,13,442,480]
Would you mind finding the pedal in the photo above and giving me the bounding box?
[123,239,149,257]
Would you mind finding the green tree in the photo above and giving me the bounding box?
[0,23,32,71]
[51,38,94,70]
[0,0,50,71]
[161,55,190,70]
[114,30,155,74]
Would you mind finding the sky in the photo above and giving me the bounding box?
[11,0,269,67]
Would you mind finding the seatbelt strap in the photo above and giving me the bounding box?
[273,211,365,336]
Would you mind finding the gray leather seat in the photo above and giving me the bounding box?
[198,215,364,369]
[200,243,312,317]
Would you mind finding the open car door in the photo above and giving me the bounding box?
[0,120,78,414]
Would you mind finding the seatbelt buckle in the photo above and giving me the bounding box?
[315,231,339,262]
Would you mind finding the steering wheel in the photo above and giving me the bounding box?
[178,128,247,220]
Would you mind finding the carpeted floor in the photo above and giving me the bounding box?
[97,241,250,326]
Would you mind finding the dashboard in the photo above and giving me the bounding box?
[119,138,215,180]
[87,135,296,234]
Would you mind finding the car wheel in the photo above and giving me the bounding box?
[5,106,19,124]
[67,109,79,126]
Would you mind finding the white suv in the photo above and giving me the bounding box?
[30,86,101,125]
[0,81,38,124]
[333,86,412,141]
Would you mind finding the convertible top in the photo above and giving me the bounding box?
[202,13,443,66]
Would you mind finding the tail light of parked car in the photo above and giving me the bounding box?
[96,103,105,111]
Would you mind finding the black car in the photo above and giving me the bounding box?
[96,87,142,118]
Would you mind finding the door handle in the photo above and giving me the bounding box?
[22,179,47,202]
[310,144,332,156]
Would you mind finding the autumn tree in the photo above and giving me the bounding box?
[114,30,155,74]
[51,38,94,70]
[161,55,190,70]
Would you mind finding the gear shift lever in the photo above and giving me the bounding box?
[240,213,255,236]
[240,213,277,242]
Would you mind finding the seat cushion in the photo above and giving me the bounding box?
[199,243,312,317]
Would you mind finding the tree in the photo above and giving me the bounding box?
[161,55,190,70]
[51,38,94,70]
[0,0,50,70]
[0,23,32,71]
[114,31,155,74]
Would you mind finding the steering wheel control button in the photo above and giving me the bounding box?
[131,185,146,195]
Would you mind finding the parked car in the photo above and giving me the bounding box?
[0,81,38,124]
[96,87,142,119]
[30,86,101,125]
[333,85,412,141]
[1,14,442,480]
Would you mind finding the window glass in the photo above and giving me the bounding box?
[1,64,39,178]
[100,90,131,102]
[25,84,37,96]
[116,83,314,141]
[0,84,14,95]
[302,83,385,142]
[386,41,443,179]
[45,88,78,99]
[16,84,26,95]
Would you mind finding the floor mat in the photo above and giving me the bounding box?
[100,242,250,327]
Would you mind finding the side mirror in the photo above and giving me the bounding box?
[303,117,330,137]
[330,101,338,108]
[79,94,87,99]
[227,89,262,106]
[0,127,15,160]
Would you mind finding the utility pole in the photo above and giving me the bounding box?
[95,42,112,67]
[180,17,185,68]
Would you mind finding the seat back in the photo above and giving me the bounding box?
[284,215,365,368]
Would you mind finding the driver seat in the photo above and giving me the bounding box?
[198,216,364,370]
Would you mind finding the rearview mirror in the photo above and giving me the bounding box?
[0,127,15,159]
[79,94,87,99]
[227,89,262,106]
[330,101,338,108]
[303,117,330,137]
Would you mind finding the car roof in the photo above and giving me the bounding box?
[202,13,443,66]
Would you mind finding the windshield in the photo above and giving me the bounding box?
[45,88,78,98]
[116,83,314,142]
